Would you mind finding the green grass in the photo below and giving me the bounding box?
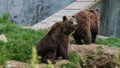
[68,51,80,64]
[96,36,120,47]
[0,13,48,65]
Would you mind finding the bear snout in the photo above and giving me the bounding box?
[74,24,79,30]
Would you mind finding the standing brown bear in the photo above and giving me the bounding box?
[72,8,100,44]
[37,16,78,63]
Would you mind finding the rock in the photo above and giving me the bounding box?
[0,34,8,43]
[5,60,70,68]
[69,44,120,68]
[0,66,3,68]
[55,60,70,68]
[6,60,29,68]
[97,35,108,39]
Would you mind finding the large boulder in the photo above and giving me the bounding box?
[69,44,120,68]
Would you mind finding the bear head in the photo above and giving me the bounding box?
[86,8,100,17]
[61,16,78,35]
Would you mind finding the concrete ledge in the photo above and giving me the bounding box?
[54,10,81,16]
[32,0,101,30]
[64,2,94,10]
[77,0,95,1]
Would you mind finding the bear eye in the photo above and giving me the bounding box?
[70,22,73,24]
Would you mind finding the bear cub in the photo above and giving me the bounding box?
[37,16,78,63]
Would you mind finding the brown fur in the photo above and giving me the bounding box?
[36,16,78,63]
[72,8,100,44]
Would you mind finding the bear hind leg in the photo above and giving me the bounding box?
[91,29,98,43]
[83,35,91,44]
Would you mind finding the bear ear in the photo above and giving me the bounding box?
[95,8,99,11]
[88,10,94,13]
[86,8,89,11]
[63,16,67,22]
[72,15,75,18]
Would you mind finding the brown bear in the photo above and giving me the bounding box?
[72,8,100,44]
[36,16,78,63]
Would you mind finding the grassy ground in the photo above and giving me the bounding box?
[0,14,48,65]
[0,14,120,65]
[96,36,120,47]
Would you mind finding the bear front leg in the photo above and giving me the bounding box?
[58,47,68,59]
[42,50,56,64]
[72,31,83,45]
[83,31,91,44]
[62,49,68,59]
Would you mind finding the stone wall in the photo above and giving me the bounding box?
[0,0,75,26]
[92,0,120,38]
